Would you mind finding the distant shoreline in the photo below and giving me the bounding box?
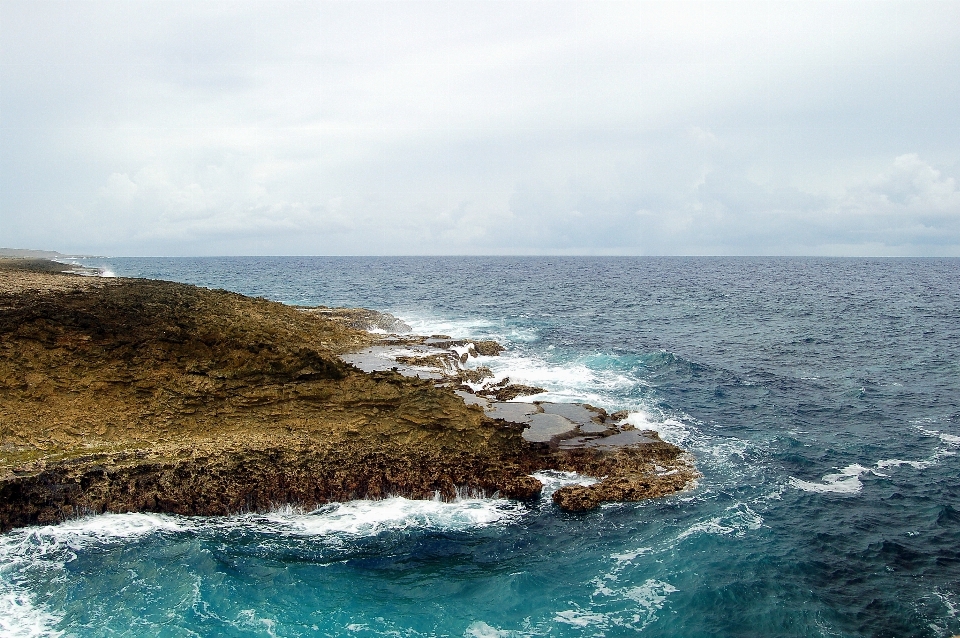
[0,248,104,260]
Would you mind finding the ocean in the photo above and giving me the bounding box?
[2,256,959,637]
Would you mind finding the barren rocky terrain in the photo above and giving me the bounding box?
[0,259,696,531]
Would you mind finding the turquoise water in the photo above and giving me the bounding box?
[3,257,959,637]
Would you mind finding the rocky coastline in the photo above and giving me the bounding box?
[0,258,697,532]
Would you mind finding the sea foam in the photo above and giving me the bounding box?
[789,464,874,494]
[255,496,526,537]
[0,588,63,638]
[799,425,960,494]
[531,470,598,498]
[624,411,690,446]
[674,503,763,541]
[0,498,531,638]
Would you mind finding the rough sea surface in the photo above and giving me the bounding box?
[3,257,959,637]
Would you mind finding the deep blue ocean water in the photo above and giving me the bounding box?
[3,257,959,637]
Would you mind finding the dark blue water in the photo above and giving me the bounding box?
[3,257,959,637]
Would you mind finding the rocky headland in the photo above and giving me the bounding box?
[0,258,697,532]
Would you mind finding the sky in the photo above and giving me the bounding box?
[1,0,959,257]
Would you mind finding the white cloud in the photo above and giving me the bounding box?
[859,153,960,211]
[1,1,960,255]
[83,162,357,254]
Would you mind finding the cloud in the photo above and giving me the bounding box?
[820,154,960,252]
[857,153,960,211]
[92,165,355,247]
[1,1,960,255]
[500,149,960,256]
[673,153,960,255]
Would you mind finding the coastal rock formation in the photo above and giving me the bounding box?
[303,306,412,334]
[0,258,697,531]
[550,446,697,511]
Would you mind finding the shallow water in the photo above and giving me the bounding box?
[6,256,959,637]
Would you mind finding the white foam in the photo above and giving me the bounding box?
[0,499,526,637]
[798,425,960,492]
[623,411,690,446]
[0,498,523,556]
[926,588,960,635]
[583,547,680,630]
[583,579,677,632]
[845,425,960,478]
[789,464,873,495]
[877,445,957,471]
[464,621,514,637]
[0,512,192,560]
[609,548,652,563]
[450,343,472,357]
[553,609,609,628]
[259,496,526,537]
[398,315,506,341]
[397,318,639,405]
[0,514,184,638]
[235,609,279,638]
[876,458,933,470]
[531,470,598,498]
[0,588,63,638]
[623,579,678,614]
[397,314,682,443]
[675,503,763,541]
[933,588,958,618]
[761,484,787,502]
[914,423,960,444]
[474,355,608,404]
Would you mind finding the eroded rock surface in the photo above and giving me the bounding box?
[551,446,697,512]
[0,258,698,530]
[320,311,700,512]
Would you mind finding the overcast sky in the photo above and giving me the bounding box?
[2,1,959,256]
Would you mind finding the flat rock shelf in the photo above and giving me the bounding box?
[343,336,659,449]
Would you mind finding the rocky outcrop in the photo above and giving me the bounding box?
[481,383,549,402]
[0,259,697,531]
[303,306,412,333]
[550,445,698,511]
[0,443,547,529]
